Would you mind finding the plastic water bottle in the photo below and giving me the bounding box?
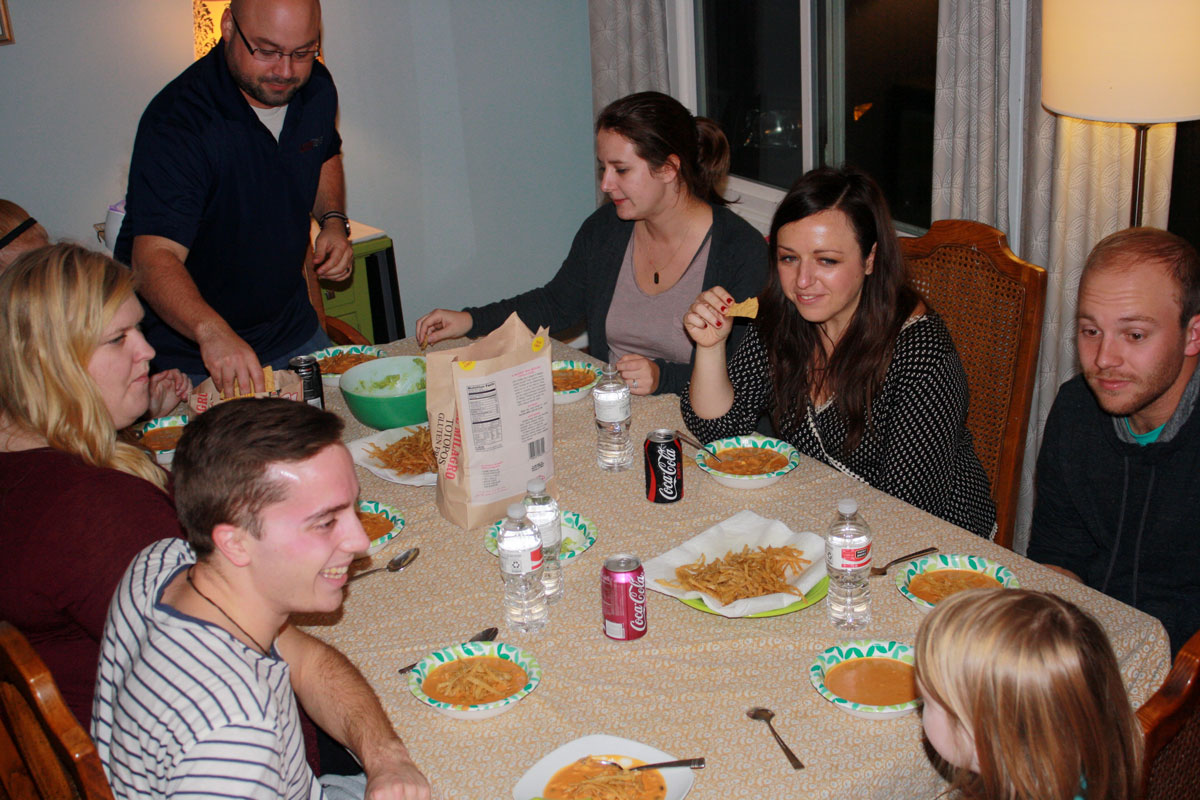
[593,364,633,471]
[825,498,872,630]
[523,478,564,604]
[496,503,547,633]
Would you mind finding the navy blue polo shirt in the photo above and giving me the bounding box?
[115,40,341,375]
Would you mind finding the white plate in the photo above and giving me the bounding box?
[347,424,437,487]
[512,734,695,800]
[484,510,596,563]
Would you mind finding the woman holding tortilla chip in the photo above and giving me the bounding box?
[0,243,186,727]
[682,166,996,538]
[415,91,767,396]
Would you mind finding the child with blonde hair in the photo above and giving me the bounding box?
[914,588,1143,800]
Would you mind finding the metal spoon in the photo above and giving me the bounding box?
[585,757,706,772]
[347,547,419,583]
[869,546,939,577]
[746,707,804,770]
[674,429,723,462]
[397,626,499,674]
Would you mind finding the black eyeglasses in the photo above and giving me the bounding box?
[230,13,320,63]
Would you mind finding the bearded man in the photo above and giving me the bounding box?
[1029,227,1200,654]
[115,0,353,395]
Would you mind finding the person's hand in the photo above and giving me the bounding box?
[415,309,473,347]
[195,322,265,397]
[147,369,193,417]
[683,286,737,350]
[615,354,660,395]
[313,225,354,282]
[1043,564,1083,583]
[364,757,431,800]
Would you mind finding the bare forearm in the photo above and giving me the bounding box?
[686,344,735,418]
[132,236,230,343]
[313,154,346,220]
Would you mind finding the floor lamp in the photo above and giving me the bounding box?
[1041,0,1200,227]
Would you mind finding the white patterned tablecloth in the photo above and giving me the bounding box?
[298,338,1170,800]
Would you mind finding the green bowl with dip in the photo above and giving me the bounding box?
[339,356,428,430]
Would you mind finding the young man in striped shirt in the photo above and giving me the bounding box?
[92,398,430,799]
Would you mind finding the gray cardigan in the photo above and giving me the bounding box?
[465,202,767,394]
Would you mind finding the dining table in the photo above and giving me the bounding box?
[298,337,1172,799]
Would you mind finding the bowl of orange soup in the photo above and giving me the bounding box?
[138,415,189,468]
[407,640,541,720]
[694,433,800,489]
[552,359,602,404]
[356,500,405,557]
[896,553,1019,610]
[809,640,920,719]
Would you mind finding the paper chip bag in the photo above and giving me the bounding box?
[427,313,556,529]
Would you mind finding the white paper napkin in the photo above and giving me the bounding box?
[347,425,437,487]
[643,509,827,618]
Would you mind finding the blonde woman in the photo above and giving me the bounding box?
[0,243,187,727]
[915,589,1142,800]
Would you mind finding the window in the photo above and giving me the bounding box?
[679,0,938,232]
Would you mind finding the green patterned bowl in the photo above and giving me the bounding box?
[407,640,542,720]
[895,553,1020,611]
[484,509,596,563]
[310,344,387,385]
[138,414,190,467]
[552,359,602,404]
[809,640,920,719]
[693,433,800,489]
[357,500,405,556]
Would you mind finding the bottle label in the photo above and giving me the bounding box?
[829,542,871,570]
[594,393,631,422]
[501,546,544,576]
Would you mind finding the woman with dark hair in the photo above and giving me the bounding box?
[682,166,995,537]
[415,91,767,395]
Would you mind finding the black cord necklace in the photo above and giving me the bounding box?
[186,567,271,655]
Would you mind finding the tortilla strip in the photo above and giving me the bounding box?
[658,544,810,604]
[726,297,759,318]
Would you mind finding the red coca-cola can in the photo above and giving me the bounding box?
[644,429,683,503]
[601,554,648,640]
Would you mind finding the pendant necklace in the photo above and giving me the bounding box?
[187,567,271,655]
[641,220,693,285]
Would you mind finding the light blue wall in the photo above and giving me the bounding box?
[0,0,595,327]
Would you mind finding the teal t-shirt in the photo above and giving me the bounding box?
[1123,417,1165,445]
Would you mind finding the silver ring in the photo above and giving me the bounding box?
[632,379,638,389]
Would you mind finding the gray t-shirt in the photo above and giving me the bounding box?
[606,232,711,365]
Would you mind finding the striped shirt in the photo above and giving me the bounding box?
[92,539,322,799]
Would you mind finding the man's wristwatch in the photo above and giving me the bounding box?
[318,211,351,237]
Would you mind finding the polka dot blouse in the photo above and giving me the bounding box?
[681,312,997,538]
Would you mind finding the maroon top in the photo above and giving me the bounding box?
[0,448,182,727]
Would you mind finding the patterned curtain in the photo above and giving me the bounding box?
[931,0,1010,229]
[588,0,671,120]
[1011,0,1175,552]
[932,0,1177,552]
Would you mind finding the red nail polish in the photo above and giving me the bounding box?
[716,320,722,328]
[726,296,733,303]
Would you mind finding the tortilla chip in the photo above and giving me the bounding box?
[228,365,275,398]
[727,297,759,318]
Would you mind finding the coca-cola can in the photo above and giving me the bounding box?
[644,429,683,503]
[601,554,648,640]
[288,354,324,409]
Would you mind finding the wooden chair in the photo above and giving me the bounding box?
[900,220,1047,549]
[0,622,113,799]
[1138,629,1200,799]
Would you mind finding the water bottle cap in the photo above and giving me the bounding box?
[526,478,546,493]
[507,502,527,520]
[837,498,858,515]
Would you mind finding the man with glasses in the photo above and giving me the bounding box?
[114,0,353,396]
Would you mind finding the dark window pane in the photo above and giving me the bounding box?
[1169,120,1200,252]
[835,0,937,228]
[695,0,806,190]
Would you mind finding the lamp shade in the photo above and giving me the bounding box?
[1042,0,1200,123]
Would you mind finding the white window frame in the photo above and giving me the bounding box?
[667,0,816,234]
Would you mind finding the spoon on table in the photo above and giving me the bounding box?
[585,756,706,772]
[746,707,804,770]
[347,547,419,583]
[869,546,939,577]
[397,626,500,674]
